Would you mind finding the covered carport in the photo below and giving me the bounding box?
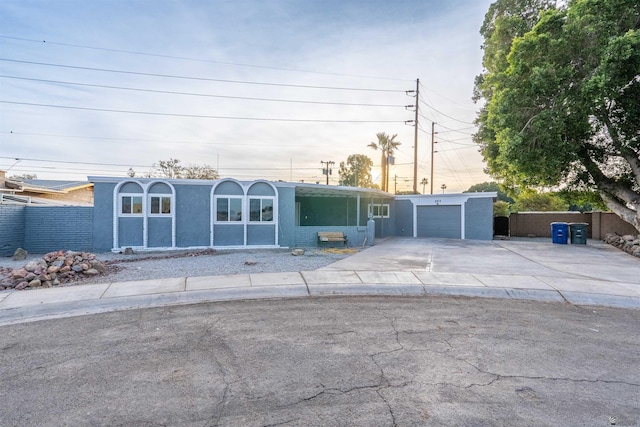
[291,183,394,246]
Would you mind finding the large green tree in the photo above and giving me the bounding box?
[338,154,377,188]
[465,181,515,203]
[368,132,401,192]
[474,0,640,232]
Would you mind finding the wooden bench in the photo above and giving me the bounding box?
[317,231,348,247]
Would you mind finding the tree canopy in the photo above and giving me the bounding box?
[338,154,377,188]
[8,173,37,181]
[465,181,515,203]
[474,0,640,232]
[132,158,220,180]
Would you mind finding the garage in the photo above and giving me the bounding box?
[416,205,461,238]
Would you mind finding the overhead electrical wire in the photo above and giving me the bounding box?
[0,101,406,123]
[0,131,372,148]
[0,75,407,108]
[418,80,478,109]
[0,58,406,92]
[418,98,475,125]
[0,35,412,82]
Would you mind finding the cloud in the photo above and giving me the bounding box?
[0,0,493,191]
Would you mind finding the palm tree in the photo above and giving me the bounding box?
[420,177,428,194]
[368,133,401,192]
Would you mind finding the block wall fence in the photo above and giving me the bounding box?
[0,205,93,256]
[508,212,638,239]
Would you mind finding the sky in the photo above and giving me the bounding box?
[0,0,494,193]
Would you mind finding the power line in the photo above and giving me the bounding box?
[0,35,412,82]
[0,100,406,123]
[418,98,475,125]
[418,80,478,109]
[0,58,406,92]
[0,155,151,168]
[0,131,371,148]
[0,75,407,108]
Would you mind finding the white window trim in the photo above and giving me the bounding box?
[248,197,275,223]
[368,203,390,219]
[113,179,176,251]
[148,194,173,216]
[119,193,144,216]
[214,195,244,224]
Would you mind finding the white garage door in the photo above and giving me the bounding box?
[416,206,461,238]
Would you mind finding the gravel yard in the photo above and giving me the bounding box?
[0,247,357,288]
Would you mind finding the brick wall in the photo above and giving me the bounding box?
[0,204,26,256]
[23,206,94,253]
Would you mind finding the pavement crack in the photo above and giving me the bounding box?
[376,389,397,427]
[461,360,640,388]
[261,418,299,427]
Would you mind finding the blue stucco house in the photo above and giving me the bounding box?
[1,176,496,255]
[90,176,496,252]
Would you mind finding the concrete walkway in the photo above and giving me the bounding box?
[1,237,639,326]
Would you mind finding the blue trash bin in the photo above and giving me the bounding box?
[551,222,569,244]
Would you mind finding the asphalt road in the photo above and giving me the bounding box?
[1,296,639,426]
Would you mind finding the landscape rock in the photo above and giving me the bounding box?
[123,247,134,255]
[244,259,258,266]
[24,260,42,272]
[11,268,28,280]
[291,248,305,256]
[12,248,28,261]
[604,232,640,259]
[0,250,108,291]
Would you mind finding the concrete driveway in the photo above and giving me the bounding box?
[323,237,640,284]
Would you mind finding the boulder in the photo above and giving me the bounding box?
[291,248,305,256]
[12,248,28,261]
[24,260,42,272]
[11,268,28,279]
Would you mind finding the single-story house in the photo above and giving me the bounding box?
[90,176,496,252]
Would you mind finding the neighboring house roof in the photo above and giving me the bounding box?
[7,179,94,194]
[1,178,94,206]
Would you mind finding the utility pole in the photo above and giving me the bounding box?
[430,122,436,194]
[394,174,398,194]
[413,78,419,194]
[354,163,359,187]
[320,160,335,185]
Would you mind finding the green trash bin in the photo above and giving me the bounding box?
[569,223,588,244]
